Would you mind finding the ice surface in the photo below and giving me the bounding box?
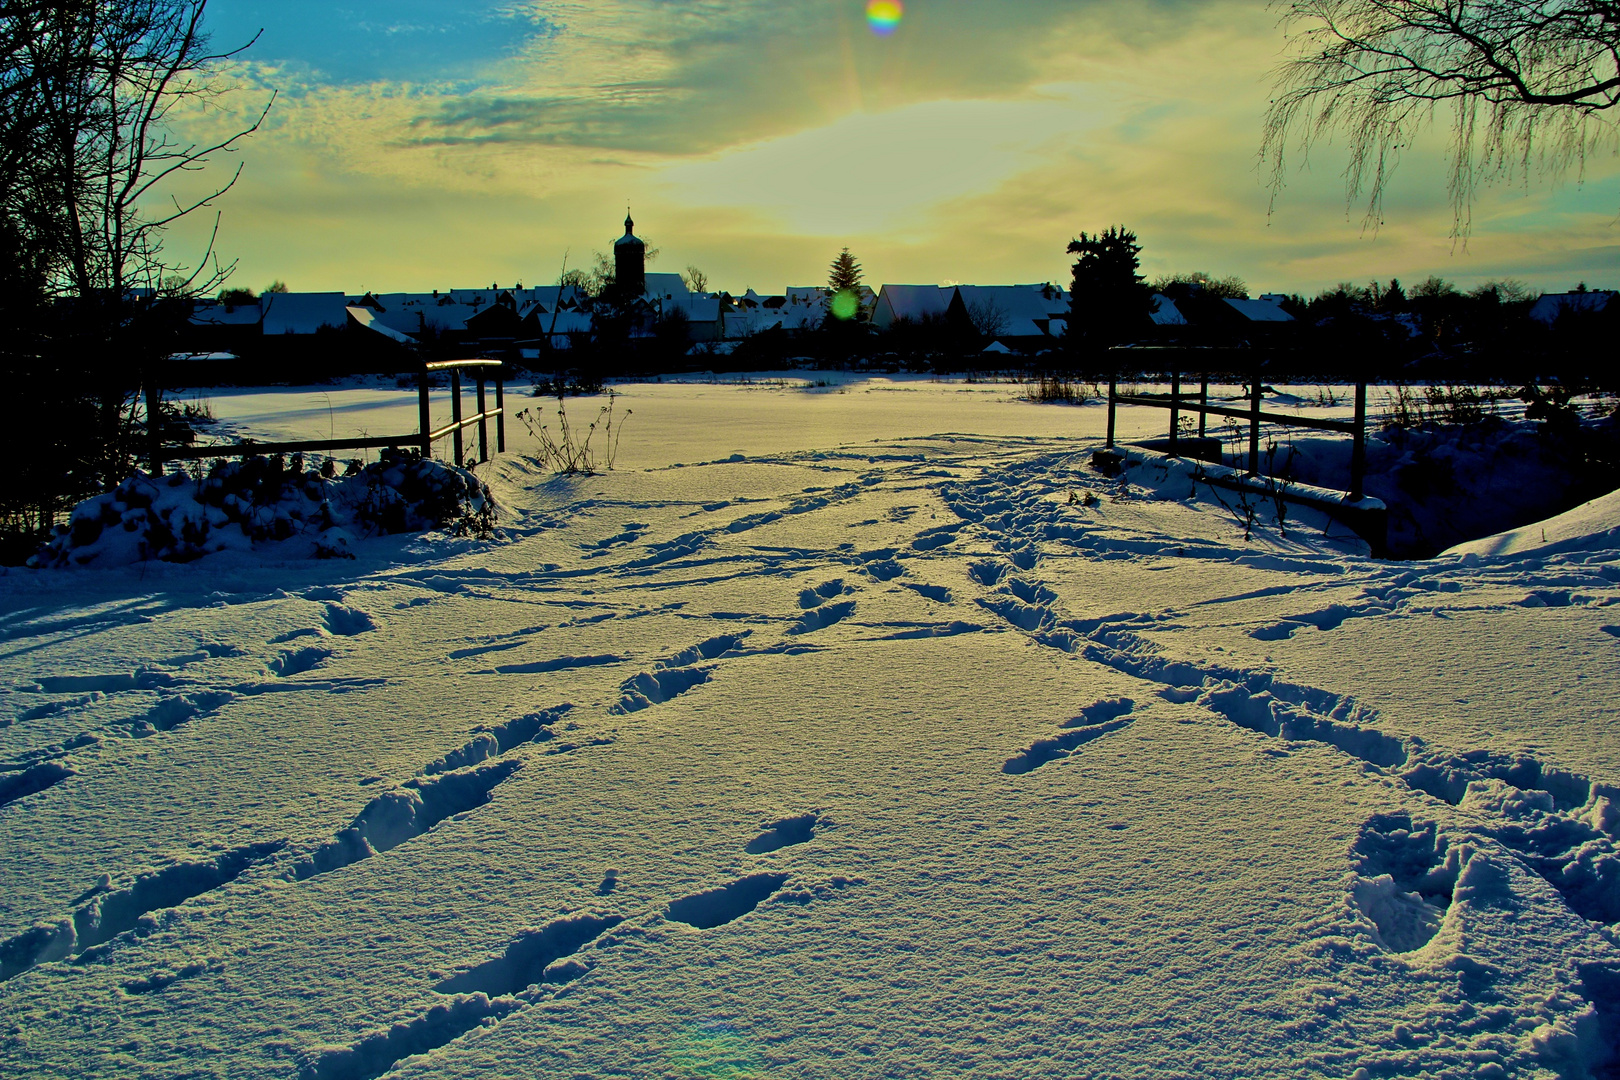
[1,378,1618,1078]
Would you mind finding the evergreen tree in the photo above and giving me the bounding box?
[1067,227,1151,361]
[826,247,867,322]
[828,248,863,292]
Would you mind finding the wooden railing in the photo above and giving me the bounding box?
[150,359,506,471]
[1103,348,1368,500]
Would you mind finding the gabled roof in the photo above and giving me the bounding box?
[347,306,414,345]
[665,293,721,323]
[365,294,481,335]
[524,285,588,313]
[1223,297,1294,323]
[261,292,350,335]
[1149,295,1187,326]
[541,312,594,335]
[873,284,954,327]
[953,285,1063,337]
[1528,290,1615,324]
[644,273,688,300]
[189,299,263,327]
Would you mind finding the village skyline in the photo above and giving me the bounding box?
[157,1,1620,299]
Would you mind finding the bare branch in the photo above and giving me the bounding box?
[1263,0,1620,238]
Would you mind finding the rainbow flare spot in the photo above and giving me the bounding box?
[866,0,903,35]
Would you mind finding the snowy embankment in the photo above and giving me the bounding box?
[30,451,495,568]
[1,378,1618,1079]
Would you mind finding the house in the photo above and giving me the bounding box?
[644,273,689,304]
[949,284,1069,344]
[663,292,723,342]
[872,285,952,329]
[1529,290,1616,324]
[1148,295,1187,326]
[1222,297,1294,324]
[260,292,351,336]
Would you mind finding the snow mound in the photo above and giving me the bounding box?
[30,450,497,569]
[1445,486,1620,559]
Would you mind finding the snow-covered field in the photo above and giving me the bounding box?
[3,377,1618,1079]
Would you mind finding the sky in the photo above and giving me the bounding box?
[165,0,1620,297]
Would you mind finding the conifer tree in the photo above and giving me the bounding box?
[828,248,863,292]
[1067,227,1151,361]
[826,248,867,322]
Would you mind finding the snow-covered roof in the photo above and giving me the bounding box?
[261,293,351,335]
[522,286,588,314]
[1149,295,1187,326]
[1223,297,1294,323]
[873,285,954,328]
[953,285,1063,338]
[365,294,481,336]
[982,340,1013,354]
[540,312,594,335]
[1528,291,1614,324]
[444,287,525,309]
[644,273,689,300]
[347,305,414,345]
[665,294,721,323]
[189,299,263,327]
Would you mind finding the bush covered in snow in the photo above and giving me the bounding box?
[29,449,496,569]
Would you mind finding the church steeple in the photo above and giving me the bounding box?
[613,207,646,298]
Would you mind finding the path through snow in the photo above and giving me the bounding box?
[1,382,1618,1079]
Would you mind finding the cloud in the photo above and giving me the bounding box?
[201,1,554,84]
[160,0,1620,295]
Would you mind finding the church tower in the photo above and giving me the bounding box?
[614,211,646,298]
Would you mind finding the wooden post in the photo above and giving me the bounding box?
[145,377,163,475]
[451,367,463,468]
[1198,377,1209,438]
[1248,368,1261,476]
[1106,373,1117,449]
[1168,370,1180,457]
[476,375,489,464]
[495,375,506,453]
[418,366,432,459]
[1351,381,1367,501]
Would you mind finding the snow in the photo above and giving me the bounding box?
[1528,291,1615,325]
[260,293,352,336]
[1223,296,1295,323]
[1149,294,1187,325]
[2,377,1618,1079]
[1447,488,1620,559]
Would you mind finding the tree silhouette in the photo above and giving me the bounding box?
[1067,227,1151,361]
[828,248,864,292]
[1263,0,1620,237]
[826,248,866,322]
[0,0,268,556]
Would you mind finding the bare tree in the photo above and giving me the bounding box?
[23,0,271,300]
[1262,0,1620,237]
[0,0,269,553]
[965,296,1008,340]
[683,264,708,293]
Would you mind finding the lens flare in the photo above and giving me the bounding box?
[830,288,861,320]
[866,0,903,36]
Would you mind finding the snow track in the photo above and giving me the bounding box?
[2,403,1619,1079]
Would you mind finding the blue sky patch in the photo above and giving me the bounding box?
[205,2,552,84]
